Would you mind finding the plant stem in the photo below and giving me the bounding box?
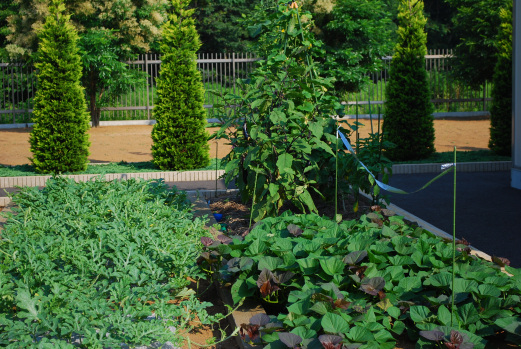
[335,123,339,218]
[451,146,457,326]
[249,170,259,229]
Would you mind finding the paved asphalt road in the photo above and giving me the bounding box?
[385,170,521,268]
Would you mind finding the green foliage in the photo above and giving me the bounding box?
[29,1,90,173]
[446,0,510,88]
[203,211,521,348]
[78,29,147,127]
[6,0,169,127]
[0,0,16,60]
[383,0,435,161]
[151,0,210,170]
[190,0,257,53]
[488,3,512,156]
[212,1,352,221]
[0,159,224,177]
[308,0,395,93]
[0,177,219,346]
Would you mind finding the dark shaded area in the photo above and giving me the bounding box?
[386,171,521,267]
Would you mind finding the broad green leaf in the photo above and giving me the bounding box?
[477,284,501,298]
[258,256,284,271]
[308,121,323,139]
[409,305,432,323]
[270,109,287,124]
[437,305,452,326]
[297,258,319,275]
[457,303,480,326]
[310,302,329,315]
[247,239,268,255]
[495,317,521,336]
[319,257,345,276]
[387,306,400,319]
[276,153,294,174]
[347,326,374,342]
[321,312,350,334]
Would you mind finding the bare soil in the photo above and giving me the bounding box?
[0,119,491,166]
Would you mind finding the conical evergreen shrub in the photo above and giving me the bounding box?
[29,0,90,173]
[151,0,210,170]
[488,3,512,156]
[383,0,435,161]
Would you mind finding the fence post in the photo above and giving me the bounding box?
[11,65,15,124]
[232,52,236,94]
[145,54,150,120]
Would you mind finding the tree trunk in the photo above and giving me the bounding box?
[89,72,100,127]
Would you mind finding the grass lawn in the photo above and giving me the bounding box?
[0,150,510,177]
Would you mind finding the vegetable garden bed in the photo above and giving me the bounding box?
[204,194,521,349]
[0,177,235,348]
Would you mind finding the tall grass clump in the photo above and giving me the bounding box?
[29,0,90,173]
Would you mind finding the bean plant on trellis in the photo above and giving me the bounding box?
[211,0,353,221]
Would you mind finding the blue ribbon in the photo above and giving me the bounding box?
[337,130,454,195]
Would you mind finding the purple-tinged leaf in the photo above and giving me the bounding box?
[200,237,215,247]
[360,277,385,296]
[318,334,343,349]
[272,271,295,284]
[492,255,511,267]
[259,279,280,298]
[279,332,302,348]
[419,330,444,341]
[257,268,274,288]
[240,323,260,341]
[333,298,351,310]
[343,251,368,265]
[217,234,233,244]
[449,330,464,345]
[287,224,303,237]
[249,313,271,327]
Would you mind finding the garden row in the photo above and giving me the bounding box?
[0,177,224,347]
[202,208,521,348]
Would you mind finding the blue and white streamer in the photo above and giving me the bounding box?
[337,130,454,195]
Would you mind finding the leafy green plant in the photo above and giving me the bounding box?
[151,0,210,171]
[212,0,350,221]
[0,177,222,347]
[204,210,521,348]
[29,0,90,173]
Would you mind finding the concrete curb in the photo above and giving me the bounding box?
[0,161,512,207]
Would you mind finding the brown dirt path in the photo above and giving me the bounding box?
[0,120,491,166]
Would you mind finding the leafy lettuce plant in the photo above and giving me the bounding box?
[206,210,521,348]
[211,0,351,221]
[0,177,222,347]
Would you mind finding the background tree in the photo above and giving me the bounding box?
[6,0,169,126]
[445,0,510,88]
[304,0,395,93]
[383,0,435,161]
[488,2,512,156]
[29,0,90,173]
[190,0,257,53]
[151,0,209,170]
[0,0,17,60]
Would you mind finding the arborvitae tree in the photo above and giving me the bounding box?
[151,0,210,170]
[29,0,90,173]
[383,0,435,161]
[488,3,512,156]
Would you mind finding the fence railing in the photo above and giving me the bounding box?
[0,50,491,124]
